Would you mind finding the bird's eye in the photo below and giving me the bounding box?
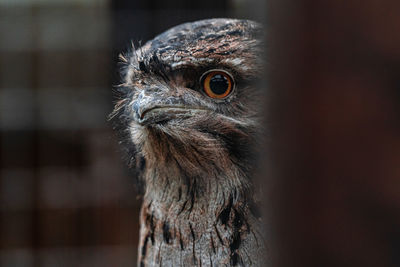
[200,70,234,99]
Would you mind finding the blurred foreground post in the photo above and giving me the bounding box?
[268,0,400,266]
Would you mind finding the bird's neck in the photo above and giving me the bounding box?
[142,153,251,218]
[138,159,265,266]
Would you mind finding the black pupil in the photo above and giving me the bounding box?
[209,74,229,95]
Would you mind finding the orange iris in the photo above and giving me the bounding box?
[201,70,233,99]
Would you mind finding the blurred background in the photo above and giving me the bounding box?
[0,0,262,266]
[267,1,400,266]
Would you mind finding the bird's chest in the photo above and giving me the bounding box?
[137,199,265,267]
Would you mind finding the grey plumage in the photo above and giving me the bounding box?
[111,18,266,266]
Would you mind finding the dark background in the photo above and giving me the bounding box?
[267,1,400,266]
[0,0,262,266]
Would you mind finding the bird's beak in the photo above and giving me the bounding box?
[132,87,209,125]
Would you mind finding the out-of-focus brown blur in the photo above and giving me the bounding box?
[0,0,263,266]
[268,0,400,266]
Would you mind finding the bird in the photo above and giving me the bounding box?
[111,18,266,266]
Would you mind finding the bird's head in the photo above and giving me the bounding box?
[112,18,263,187]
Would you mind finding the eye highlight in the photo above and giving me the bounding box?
[200,70,234,99]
